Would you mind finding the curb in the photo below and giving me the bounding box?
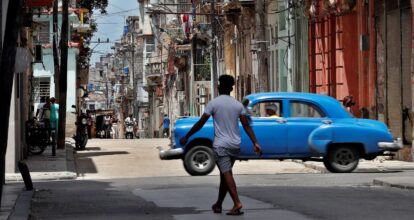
[5,172,77,183]
[372,179,414,190]
[66,143,77,174]
[292,160,328,173]
[8,190,34,220]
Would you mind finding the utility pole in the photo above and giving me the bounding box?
[58,0,68,149]
[211,0,218,97]
[256,0,268,92]
[53,0,60,99]
[411,0,414,161]
[131,31,136,119]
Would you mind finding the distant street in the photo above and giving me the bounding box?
[74,139,318,179]
[29,139,414,219]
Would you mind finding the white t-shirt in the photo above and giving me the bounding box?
[204,95,244,149]
[125,117,136,124]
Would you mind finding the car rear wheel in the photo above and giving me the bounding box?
[183,145,215,176]
[323,145,359,173]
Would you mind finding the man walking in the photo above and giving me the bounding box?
[180,75,261,215]
[159,114,170,138]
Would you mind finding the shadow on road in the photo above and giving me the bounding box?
[76,157,98,174]
[75,151,129,158]
[77,147,102,151]
[30,180,197,219]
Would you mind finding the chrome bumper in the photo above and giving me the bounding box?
[157,146,184,160]
[378,138,403,151]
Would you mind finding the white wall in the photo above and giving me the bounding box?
[33,48,78,112]
[6,77,16,173]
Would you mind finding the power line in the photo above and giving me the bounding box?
[96,22,123,24]
[92,8,138,18]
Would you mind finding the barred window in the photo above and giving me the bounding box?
[34,77,51,103]
[37,21,51,44]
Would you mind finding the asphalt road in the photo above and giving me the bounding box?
[29,139,414,220]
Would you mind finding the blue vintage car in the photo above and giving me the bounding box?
[158,92,402,176]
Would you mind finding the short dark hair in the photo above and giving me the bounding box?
[218,75,235,90]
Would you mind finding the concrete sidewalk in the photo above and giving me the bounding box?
[299,158,414,190]
[2,142,77,220]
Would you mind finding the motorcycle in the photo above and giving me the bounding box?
[25,117,52,155]
[101,115,113,138]
[72,105,88,150]
[125,122,135,139]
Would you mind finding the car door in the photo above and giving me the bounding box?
[240,100,288,157]
[285,100,328,155]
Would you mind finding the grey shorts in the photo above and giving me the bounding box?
[213,147,239,173]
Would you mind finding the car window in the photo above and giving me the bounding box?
[252,101,282,118]
[290,101,325,118]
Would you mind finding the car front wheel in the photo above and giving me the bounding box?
[323,145,359,173]
[183,145,215,176]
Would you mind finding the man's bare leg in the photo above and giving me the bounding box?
[212,173,228,213]
[222,170,242,211]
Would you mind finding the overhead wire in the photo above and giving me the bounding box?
[92,8,138,18]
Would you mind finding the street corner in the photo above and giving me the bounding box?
[296,158,414,174]
[373,177,414,190]
[357,158,414,172]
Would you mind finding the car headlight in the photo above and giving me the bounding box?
[81,118,87,125]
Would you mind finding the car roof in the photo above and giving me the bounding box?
[245,92,350,118]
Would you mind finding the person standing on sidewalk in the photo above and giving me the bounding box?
[50,97,59,140]
[180,74,261,216]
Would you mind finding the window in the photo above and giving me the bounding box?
[251,101,282,118]
[290,101,325,118]
[194,45,210,81]
[146,37,155,52]
[37,21,50,44]
[34,77,51,103]
[177,0,191,12]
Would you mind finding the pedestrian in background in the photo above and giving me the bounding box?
[180,75,261,216]
[343,95,355,114]
[159,114,170,138]
[50,97,59,140]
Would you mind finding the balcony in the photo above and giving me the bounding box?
[145,70,162,83]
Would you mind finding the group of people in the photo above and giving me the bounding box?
[35,97,59,137]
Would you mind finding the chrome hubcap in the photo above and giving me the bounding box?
[334,149,355,166]
[191,151,211,170]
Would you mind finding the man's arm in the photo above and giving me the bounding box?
[180,113,210,145]
[240,115,262,156]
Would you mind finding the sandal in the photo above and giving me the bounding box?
[226,207,244,216]
[211,204,222,213]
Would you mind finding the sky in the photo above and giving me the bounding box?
[90,0,140,67]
